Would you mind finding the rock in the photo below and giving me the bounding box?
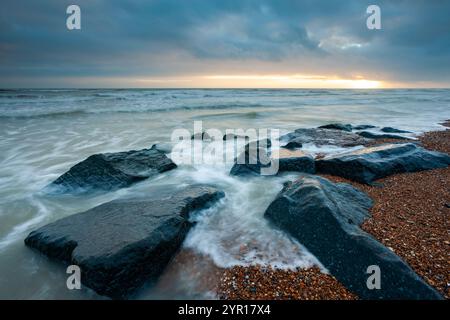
[46,148,177,194]
[245,139,272,150]
[191,132,211,140]
[230,147,271,176]
[283,141,303,149]
[150,143,172,154]
[280,128,367,147]
[25,185,224,299]
[318,123,352,132]
[316,143,450,184]
[264,175,443,300]
[381,127,412,134]
[223,133,249,141]
[357,131,410,140]
[273,149,315,173]
[230,146,315,176]
[353,124,376,130]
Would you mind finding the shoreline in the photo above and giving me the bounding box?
[217,121,450,300]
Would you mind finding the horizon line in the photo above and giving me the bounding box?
[2,87,450,90]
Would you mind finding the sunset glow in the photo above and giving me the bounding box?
[137,75,383,89]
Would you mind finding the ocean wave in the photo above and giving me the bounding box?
[0,102,268,118]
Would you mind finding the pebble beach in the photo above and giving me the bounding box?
[217,121,450,300]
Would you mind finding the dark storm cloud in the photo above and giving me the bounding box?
[0,0,449,86]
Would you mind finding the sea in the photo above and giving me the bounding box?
[0,88,449,299]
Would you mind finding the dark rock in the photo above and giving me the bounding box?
[357,131,410,140]
[230,147,271,176]
[318,123,352,132]
[264,175,443,300]
[280,128,367,147]
[25,185,224,299]
[353,124,377,130]
[230,147,315,176]
[273,149,315,173]
[245,138,272,150]
[46,148,177,194]
[381,127,412,134]
[191,132,211,140]
[316,143,450,184]
[223,133,249,141]
[283,141,303,149]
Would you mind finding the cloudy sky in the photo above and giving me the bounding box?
[1,0,449,88]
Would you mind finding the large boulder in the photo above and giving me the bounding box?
[264,175,442,299]
[316,143,450,184]
[25,185,224,299]
[46,148,177,194]
[280,128,367,147]
[318,123,352,132]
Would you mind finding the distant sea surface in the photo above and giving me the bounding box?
[0,89,449,299]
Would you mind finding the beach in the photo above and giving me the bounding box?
[0,89,449,299]
[218,121,450,299]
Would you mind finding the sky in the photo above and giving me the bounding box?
[1,0,449,88]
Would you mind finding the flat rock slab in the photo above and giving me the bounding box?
[46,148,177,194]
[264,175,442,299]
[272,149,315,174]
[357,131,410,140]
[353,124,376,130]
[381,127,412,134]
[280,128,367,147]
[316,143,450,184]
[318,123,352,132]
[25,185,224,299]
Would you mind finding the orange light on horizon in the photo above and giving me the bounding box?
[202,74,383,89]
[135,74,384,89]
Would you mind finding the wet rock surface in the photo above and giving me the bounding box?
[318,123,352,132]
[46,148,177,194]
[353,124,376,130]
[381,127,412,133]
[316,143,450,184]
[282,141,303,149]
[357,131,410,140]
[280,128,367,147]
[230,147,271,176]
[223,133,249,141]
[274,149,315,174]
[191,132,211,140]
[264,175,443,299]
[25,185,224,299]
[230,147,315,176]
